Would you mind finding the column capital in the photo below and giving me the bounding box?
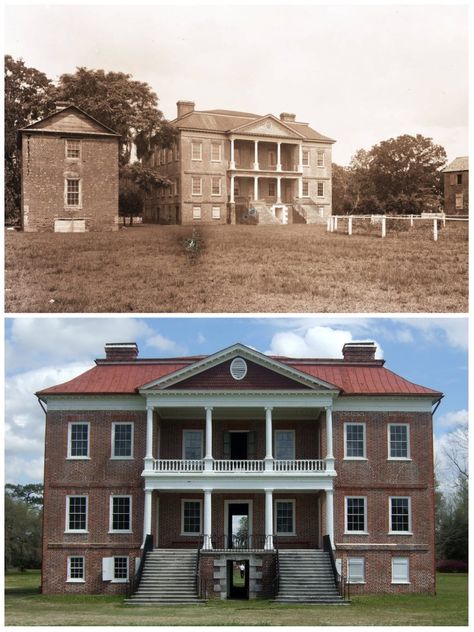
[147,405,154,412]
[205,406,213,413]
[264,406,273,412]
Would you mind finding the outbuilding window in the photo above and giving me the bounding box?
[65,139,81,159]
[65,178,81,207]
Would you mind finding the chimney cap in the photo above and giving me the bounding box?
[55,101,72,111]
[104,342,139,361]
[342,341,377,362]
[280,112,296,122]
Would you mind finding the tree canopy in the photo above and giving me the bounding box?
[5,484,43,570]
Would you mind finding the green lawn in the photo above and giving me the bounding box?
[4,570,468,626]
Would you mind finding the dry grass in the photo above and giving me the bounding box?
[5,223,468,313]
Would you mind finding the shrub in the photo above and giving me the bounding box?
[436,559,468,573]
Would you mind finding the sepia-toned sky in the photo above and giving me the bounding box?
[4,2,469,165]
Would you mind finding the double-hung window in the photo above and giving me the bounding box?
[67,556,85,582]
[112,423,133,459]
[110,496,132,533]
[211,143,222,162]
[302,181,309,197]
[113,557,129,582]
[65,178,81,207]
[345,497,367,533]
[302,150,310,166]
[388,424,410,459]
[275,500,295,535]
[183,430,203,460]
[390,497,411,534]
[211,177,221,196]
[275,430,295,460]
[317,181,324,197]
[317,150,325,167]
[191,177,202,196]
[344,423,366,459]
[191,141,202,161]
[66,139,81,159]
[182,500,201,535]
[68,422,89,459]
[66,496,88,532]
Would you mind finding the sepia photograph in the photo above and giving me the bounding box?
[4,3,468,313]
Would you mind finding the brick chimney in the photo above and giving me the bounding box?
[342,342,377,362]
[177,100,195,118]
[104,343,139,361]
[55,101,71,112]
[280,112,296,122]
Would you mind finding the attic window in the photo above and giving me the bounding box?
[230,357,247,380]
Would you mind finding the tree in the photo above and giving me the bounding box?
[5,483,44,510]
[119,179,144,226]
[4,55,53,223]
[5,491,42,571]
[331,163,350,214]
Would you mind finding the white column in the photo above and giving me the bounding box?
[276,176,282,203]
[204,406,213,471]
[298,176,303,198]
[276,142,282,172]
[230,138,235,169]
[143,489,152,544]
[264,407,273,471]
[203,489,213,550]
[144,406,154,470]
[253,176,259,201]
[230,175,235,203]
[325,488,334,549]
[264,489,274,550]
[253,140,259,170]
[433,218,438,242]
[325,406,335,472]
[298,143,303,171]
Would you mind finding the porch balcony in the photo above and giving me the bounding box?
[151,458,327,473]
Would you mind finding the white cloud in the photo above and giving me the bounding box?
[197,333,206,344]
[435,409,468,433]
[397,318,468,351]
[146,333,179,352]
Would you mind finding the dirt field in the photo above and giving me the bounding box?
[5,223,468,313]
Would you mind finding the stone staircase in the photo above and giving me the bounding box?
[253,201,281,225]
[125,549,205,605]
[274,549,349,604]
[294,203,326,224]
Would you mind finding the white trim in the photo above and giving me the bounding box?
[344,496,368,535]
[274,499,296,536]
[65,139,81,160]
[144,392,336,409]
[343,422,366,459]
[389,496,412,535]
[191,177,202,196]
[44,395,145,411]
[211,177,222,196]
[144,473,335,492]
[391,557,410,584]
[316,150,325,167]
[192,206,202,219]
[387,423,411,460]
[333,397,436,412]
[302,149,310,167]
[111,556,129,583]
[182,429,204,460]
[67,421,90,459]
[111,422,134,459]
[109,495,133,534]
[67,555,85,583]
[181,498,203,536]
[317,181,324,198]
[212,206,221,219]
[274,430,295,460]
[191,140,202,161]
[65,495,88,533]
[64,177,82,208]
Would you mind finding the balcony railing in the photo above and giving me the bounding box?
[151,458,326,473]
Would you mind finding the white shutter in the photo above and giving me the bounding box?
[392,557,409,583]
[335,558,342,576]
[102,557,114,581]
[348,557,365,583]
[135,557,141,573]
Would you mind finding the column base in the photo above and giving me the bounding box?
[204,457,214,472]
[144,457,155,471]
[229,161,236,170]
[264,457,274,472]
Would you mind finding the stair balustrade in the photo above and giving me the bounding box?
[127,533,153,597]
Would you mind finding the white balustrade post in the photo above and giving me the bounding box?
[253,140,259,170]
[325,406,335,472]
[277,176,282,203]
[144,406,154,470]
[253,176,259,201]
[230,138,235,169]
[334,216,338,231]
[264,407,273,471]
[204,407,213,471]
[348,216,353,236]
[143,489,152,544]
[327,218,330,232]
[276,142,282,172]
[264,489,274,550]
[325,488,335,549]
[203,489,213,550]
[410,214,414,227]
[381,216,386,238]
[433,218,438,242]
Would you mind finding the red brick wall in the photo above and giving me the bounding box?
[21,133,119,232]
[443,171,469,215]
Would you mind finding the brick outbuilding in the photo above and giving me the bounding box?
[37,342,441,602]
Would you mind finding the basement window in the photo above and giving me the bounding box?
[392,557,410,584]
[67,556,85,582]
[112,557,129,582]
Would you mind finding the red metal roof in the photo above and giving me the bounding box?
[37,358,441,398]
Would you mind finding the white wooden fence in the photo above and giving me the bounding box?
[326,214,467,242]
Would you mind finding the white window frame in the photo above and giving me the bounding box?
[345,496,368,534]
[65,495,88,533]
[64,177,82,208]
[274,430,296,460]
[192,206,202,220]
[211,177,222,196]
[455,193,463,209]
[344,422,367,460]
[65,139,81,160]
[317,181,324,198]
[109,495,132,534]
[391,557,410,584]
[387,423,411,460]
[182,429,204,460]
[274,499,296,536]
[111,556,129,583]
[302,181,309,197]
[181,499,202,536]
[191,140,202,161]
[211,142,222,162]
[212,206,221,220]
[191,177,202,196]
[389,496,412,535]
[67,555,85,583]
[316,150,325,167]
[67,422,90,459]
[347,557,365,584]
[302,149,310,167]
[111,422,134,460]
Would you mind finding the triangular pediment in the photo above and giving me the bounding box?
[24,106,119,136]
[230,115,304,139]
[139,344,339,392]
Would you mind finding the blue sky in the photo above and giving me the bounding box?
[4,316,467,488]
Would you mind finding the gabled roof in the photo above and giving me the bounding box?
[442,156,468,172]
[20,104,120,137]
[229,114,305,140]
[171,108,335,143]
[36,344,442,399]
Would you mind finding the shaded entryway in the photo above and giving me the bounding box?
[227,559,249,599]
